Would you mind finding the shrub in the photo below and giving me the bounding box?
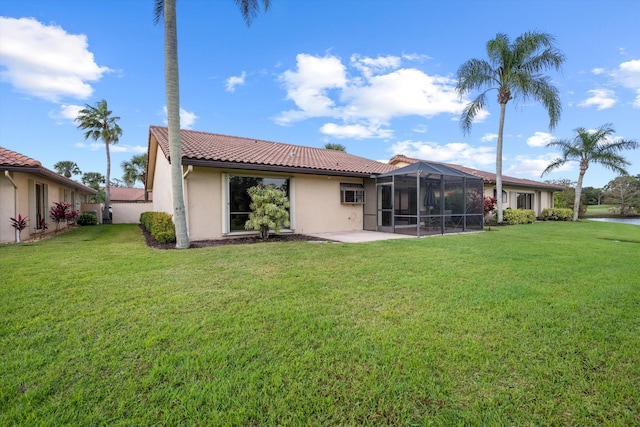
[245,184,290,240]
[503,209,536,225]
[10,214,28,242]
[140,212,154,231]
[49,202,72,229]
[151,213,176,243]
[484,196,497,216]
[540,208,573,221]
[140,212,176,244]
[77,212,98,226]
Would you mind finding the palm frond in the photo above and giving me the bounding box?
[153,0,164,25]
[460,92,488,135]
[234,0,270,27]
[455,59,496,94]
[541,157,568,177]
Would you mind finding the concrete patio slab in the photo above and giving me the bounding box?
[307,230,414,243]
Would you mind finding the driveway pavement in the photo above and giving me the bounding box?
[307,230,414,243]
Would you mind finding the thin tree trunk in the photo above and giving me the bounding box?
[496,102,507,223]
[573,169,585,222]
[164,0,190,249]
[104,141,111,224]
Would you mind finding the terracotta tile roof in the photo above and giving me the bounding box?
[150,126,395,176]
[0,146,97,194]
[389,155,565,191]
[110,187,152,202]
[0,146,42,167]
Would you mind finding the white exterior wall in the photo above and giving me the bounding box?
[111,202,153,224]
[293,175,364,235]
[179,166,367,240]
[184,168,221,241]
[151,150,174,215]
[0,175,16,243]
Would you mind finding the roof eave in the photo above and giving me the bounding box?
[182,158,376,178]
[1,165,98,194]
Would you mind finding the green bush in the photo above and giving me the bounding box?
[503,209,536,225]
[541,208,573,221]
[77,212,98,226]
[139,211,176,243]
[245,184,290,240]
[140,212,154,231]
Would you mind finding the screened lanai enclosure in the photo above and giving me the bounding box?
[375,162,485,236]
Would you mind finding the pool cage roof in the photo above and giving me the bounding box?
[375,161,485,236]
[377,161,479,179]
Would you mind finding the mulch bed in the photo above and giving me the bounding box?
[138,224,330,249]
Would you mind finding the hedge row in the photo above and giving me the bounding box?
[503,209,536,225]
[140,211,176,244]
[540,208,573,221]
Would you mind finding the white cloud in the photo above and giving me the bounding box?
[75,141,146,153]
[350,54,401,79]
[402,53,431,62]
[275,53,468,132]
[612,59,640,107]
[412,124,428,134]
[320,122,393,139]
[225,71,246,92]
[0,17,110,102]
[276,53,347,125]
[481,133,498,143]
[111,145,147,153]
[75,142,103,151]
[592,68,605,75]
[162,106,199,130]
[390,140,495,167]
[578,89,617,110]
[505,154,573,177]
[526,131,555,147]
[49,104,83,121]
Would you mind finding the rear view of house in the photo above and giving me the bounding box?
[146,126,395,241]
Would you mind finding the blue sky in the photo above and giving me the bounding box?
[1,0,638,188]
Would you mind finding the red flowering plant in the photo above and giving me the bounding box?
[10,214,28,242]
[484,196,497,216]
[49,202,72,230]
[66,210,79,225]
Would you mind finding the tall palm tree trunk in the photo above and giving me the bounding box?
[104,141,111,224]
[164,0,190,248]
[496,102,507,223]
[573,168,586,222]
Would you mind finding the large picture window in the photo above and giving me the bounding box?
[228,175,289,232]
[517,192,533,210]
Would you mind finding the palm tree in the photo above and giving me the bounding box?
[53,160,81,178]
[456,31,565,223]
[154,0,270,248]
[324,143,346,152]
[541,123,638,221]
[121,154,148,188]
[75,100,122,224]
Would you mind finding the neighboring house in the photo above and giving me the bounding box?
[146,126,395,240]
[389,155,564,217]
[0,146,98,243]
[109,187,153,224]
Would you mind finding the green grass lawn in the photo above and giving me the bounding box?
[584,204,616,217]
[1,222,639,426]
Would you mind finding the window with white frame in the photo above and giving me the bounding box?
[340,183,365,204]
